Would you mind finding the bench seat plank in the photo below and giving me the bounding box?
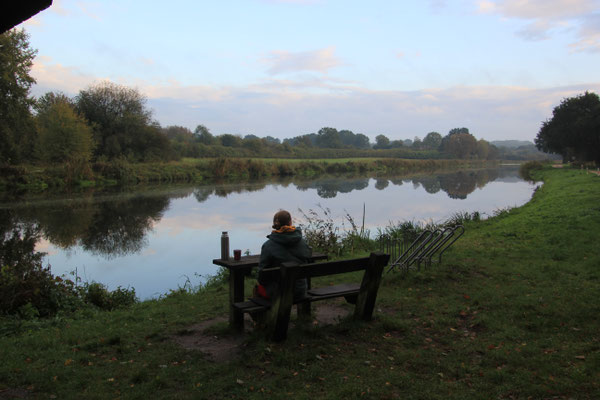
[308,283,359,297]
[233,300,268,313]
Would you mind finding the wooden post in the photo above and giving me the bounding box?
[229,269,245,332]
[354,252,388,321]
[297,276,311,317]
[269,262,296,341]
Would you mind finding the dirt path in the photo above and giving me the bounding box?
[171,302,352,362]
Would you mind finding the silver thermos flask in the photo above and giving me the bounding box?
[220,231,229,260]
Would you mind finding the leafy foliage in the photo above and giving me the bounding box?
[535,91,600,165]
[298,205,376,257]
[81,282,137,311]
[35,96,95,164]
[0,215,138,317]
[0,224,77,317]
[519,160,545,182]
[0,29,36,163]
[75,81,174,162]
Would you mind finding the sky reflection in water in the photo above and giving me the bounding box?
[30,168,536,299]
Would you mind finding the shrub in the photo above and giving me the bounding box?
[81,282,137,311]
[0,225,79,317]
[519,160,545,181]
[298,206,342,256]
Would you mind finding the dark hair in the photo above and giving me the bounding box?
[272,210,292,229]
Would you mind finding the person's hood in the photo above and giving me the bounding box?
[267,227,304,246]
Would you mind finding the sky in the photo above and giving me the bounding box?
[19,0,600,142]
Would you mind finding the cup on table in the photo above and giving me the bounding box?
[233,249,242,261]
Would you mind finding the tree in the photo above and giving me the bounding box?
[243,137,263,153]
[194,124,216,145]
[316,127,342,148]
[448,127,470,136]
[163,125,194,142]
[373,134,390,149]
[35,91,73,115]
[0,29,36,163]
[412,136,423,150]
[75,81,171,161]
[441,132,478,159]
[353,133,371,149]
[35,97,95,164]
[535,92,600,165]
[422,131,442,150]
[476,139,492,160]
[219,134,242,147]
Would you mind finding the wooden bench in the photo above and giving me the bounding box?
[233,251,390,341]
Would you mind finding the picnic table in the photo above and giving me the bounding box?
[212,253,327,331]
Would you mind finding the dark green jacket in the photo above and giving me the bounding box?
[258,228,312,299]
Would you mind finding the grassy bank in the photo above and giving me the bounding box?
[1,167,598,399]
[0,158,496,192]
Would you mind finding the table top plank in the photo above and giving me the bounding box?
[213,252,327,269]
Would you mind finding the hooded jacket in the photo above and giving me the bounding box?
[257,227,312,299]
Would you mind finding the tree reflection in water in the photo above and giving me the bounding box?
[1,167,516,260]
[79,196,169,257]
[8,193,170,259]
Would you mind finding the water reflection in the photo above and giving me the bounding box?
[9,193,170,258]
[189,168,506,203]
[2,167,516,259]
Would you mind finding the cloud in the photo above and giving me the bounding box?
[569,12,600,51]
[478,0,600,51]
[146,82,600,142]
[263,47,342,75]
[30,56,100,95]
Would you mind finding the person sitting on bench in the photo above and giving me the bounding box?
[255,210,312,301]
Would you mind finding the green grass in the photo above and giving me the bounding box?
[1,167,599,399]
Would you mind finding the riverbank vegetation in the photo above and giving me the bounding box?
[1,166,598,398]
[0,156,498,192]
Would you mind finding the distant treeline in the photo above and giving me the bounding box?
[163,125,501,161]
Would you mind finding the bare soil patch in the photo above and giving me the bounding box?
[171,301,351,362]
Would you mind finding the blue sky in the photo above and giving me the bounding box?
[21,0,600,142]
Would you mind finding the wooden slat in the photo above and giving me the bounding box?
[308,283,359,296]
[283,257,371,278]
[233,301,267,313]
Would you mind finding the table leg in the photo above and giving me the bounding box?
[298,277,311,317]
[229,269,245,332]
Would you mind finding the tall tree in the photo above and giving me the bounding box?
[35,91,73,115]
[373,134,390,149]
[535,92,600,165]
[316,127,342,148]
[194,124,215,145]
[422,131,442,150]
[35,97,94,163]
[0,29,36,163]
[448,127,470,136]
[441,132,478,159]
[75,82,171,161]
